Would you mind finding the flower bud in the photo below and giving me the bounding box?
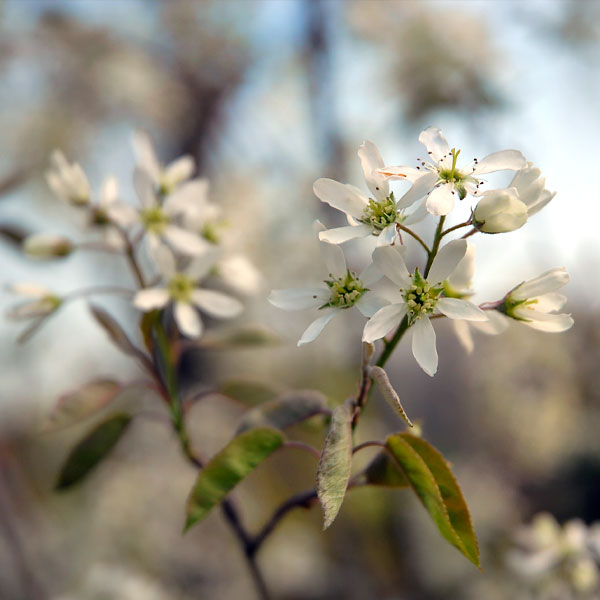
[509,162,555,217]
[23,234,73,259]
[473,188,528,233]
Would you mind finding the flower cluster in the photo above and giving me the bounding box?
[8,133,259,340]
[270,127,572,375]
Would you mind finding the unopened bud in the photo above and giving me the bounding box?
[473,188,528,233]
[23,234,73,259]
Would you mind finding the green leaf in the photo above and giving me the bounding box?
[41,379,121,432]
[199,325,281,349]
[364,451,409,488]
[236,390,328,434]
[385,433,480,567]
[317,404,352,529]
[370,366,413,427]
[55,414,132,491]
[218,379,281,407]
[90,305,152,371]
[185,427,285,532]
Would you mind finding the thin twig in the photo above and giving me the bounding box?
[283,440,321,460]
[441,220,472,238]
[396,223,430,254]
[461,227,478,239]
[352,440,386,455]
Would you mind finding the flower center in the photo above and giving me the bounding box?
[201,223,220,245]
[499,296,537,322]
[437,148,469,200]
[404,269,441,322]
[360,193,398,231]
[323,270,367,309]
[140,206,170,233]
[167,273,194,302]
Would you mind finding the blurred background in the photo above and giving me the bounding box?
[1,1,600,598]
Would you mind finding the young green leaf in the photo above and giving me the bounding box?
[41,379,121,432]
[385,433,480,567]
[55,414,132,491]
[364,451,409,488]
[185,427,285,532]
[317,404,352,530]
[236,390,328,434]
[370,366,413,427]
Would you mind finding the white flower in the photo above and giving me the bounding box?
[132,248,243,338]
[23,234,73,259]
[497,267,573,332]
[378,126,527,216]
[509,161,556,217]
[269,222,387,346]
[132,131,195,195]
[473,187,528,234]
[443,243,508,352]
[45,150,91,206]
[130,168,209,256]
[313,141,428,246]
[362,239,487,376]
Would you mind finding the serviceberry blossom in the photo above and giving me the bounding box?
[132,131,195,196]
[473,187,528,234]
[45,150,91,206]
[269,222,387,346]
[362,239,487,375]
[313,141,428,246]
[378,126,527,217]
[508,161,556,217]
[443,244,508,352]
[493,267,573,332]
[128,168,208,255]
[133,248,243,338]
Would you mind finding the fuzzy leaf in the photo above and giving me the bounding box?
[370,366,413,427]
[219,379,281,406]
[385,433,480,567]
[317,404,352,529]
[41,379,121,432]
[55,414,132,490]
[185,428,285,532]
[90,305,152,371]
[364,451,410,487]
[236,390,328,434]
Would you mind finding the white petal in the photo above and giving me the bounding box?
[378,165,426,183]
[298,309,338,346]
[152,244,177,279]
[105,202,139,227]
[426,183,456,216]
[319,239,347,277]
[511,267,569,300]
[396,172,438,209]
[313,178,367,219]
[9,282,49,297]
[132,130,161,183]
[355,294,389,318]
[418,126,450,162]
[527,189,555,217]
[452,320,474,354]
[362,303,407,343]
[401,198,429,226]
[174,301,203,338]
[427,239,467,284]
[376,223,398,246]
[318,224,372,244]
[133,288,170,310]
[269,287,329,311]
[358,140,388,200]
[191,289,243,319]
[531,293,567,312]
[165,179,209,215]
[102,176,119,205]
[372,246,412,288]
[359,261,384,286]
[218,255,262,296]
[446,243,475,291]
[437,298,487,321]
[514,309,574,333]
[133,167,157,209]
[163,225,210,255]
[411,317,438,376]
[472,150,527,175]
[164,156,195,186]
[185,248,220,281]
